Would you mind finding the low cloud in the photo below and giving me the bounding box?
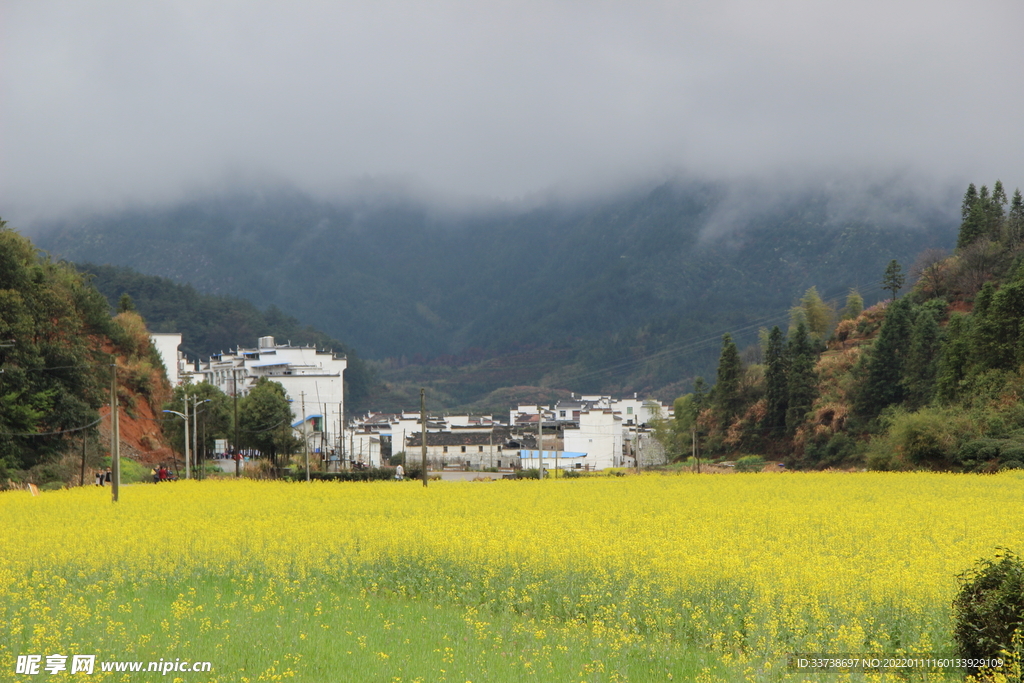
[2,1,1022,225]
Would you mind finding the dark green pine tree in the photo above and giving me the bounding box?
[935,314,972,403]
[958,183,984,249]
[969,281,999,371]
[785,322,817,436]
[986,280,1024,371]
[692,376,708,412]
[1005,189,1024,248]
[762,325,788,437]
[117,293,136,313]
[858,297,914,418]
[990,180,1008,240]
[902,309,942,409]
[962,183,978,221]
[713,334,743,424]
[882,259,905,300]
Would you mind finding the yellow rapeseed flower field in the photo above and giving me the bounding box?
[1,471,1022,681]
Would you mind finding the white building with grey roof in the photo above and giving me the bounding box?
[193,336,347,457]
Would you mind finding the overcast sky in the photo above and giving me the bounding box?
[2,1,1022,224]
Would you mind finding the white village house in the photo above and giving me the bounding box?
[154,331,670,471]
[149,333,185,387]
[190,336,347,456]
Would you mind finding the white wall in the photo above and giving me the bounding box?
[563,410,623,470]
[149,333,182,386]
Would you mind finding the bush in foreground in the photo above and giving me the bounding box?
[953,548,1024,670]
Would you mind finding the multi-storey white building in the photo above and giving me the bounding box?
[194,336,347,454]
[149,333,184,386]
[562,408,625,470]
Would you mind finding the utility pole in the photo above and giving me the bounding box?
[199,405,205,481]
[537,407,543,479]
[636,434,641,474]
[555,423,560,478]
[420,388,427,487]
[693,425,700,474]
[183,390,191,480]
[80,436,87,487]
[111,362,120,503]
[191,395,204,481]
[233,369,240,478]
[301,391,309,481]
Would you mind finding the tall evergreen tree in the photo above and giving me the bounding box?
[990,180,1008,240]
[882,259,905,300]
[762,325,788,436]
[983,280,1024,371]
[713,334,743,424]
[935,313,971,403]
[902,309,941,409]
[858,297,914,417]
[962,183,978,221]
[785,322,817,436]
[1005,189,1024,249]
[692,376,708,411]
[969,281,999,370]
[958,183,985,248]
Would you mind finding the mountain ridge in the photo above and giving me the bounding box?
[36,177,959,406]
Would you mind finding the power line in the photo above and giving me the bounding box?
[0,415,104,437]
[552,281,888,387]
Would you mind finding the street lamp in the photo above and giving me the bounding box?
[163,408,189,479]
[192,397,211,479]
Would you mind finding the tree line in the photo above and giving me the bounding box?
[655,180,1024,472]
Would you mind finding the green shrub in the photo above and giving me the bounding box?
[868,407,972,470]
[957,439,1024,472]
[953,549,1024,671]
[295,467,421,482]
[734,455,765,472]
[804,433,863,468]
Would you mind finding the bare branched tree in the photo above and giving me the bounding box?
[911,248,950,299]
[953,240,1006,297]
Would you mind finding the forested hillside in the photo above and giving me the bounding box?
[661,181,1024,472]
[0,222,173,483]
[35,178,957,407]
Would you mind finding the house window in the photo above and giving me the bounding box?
[478,446,484,452]
[560,410,566,418]
[627,407,633,415]
[460,446,466,453]
[443,446,448,453]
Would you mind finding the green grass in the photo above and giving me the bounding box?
[5,572,726,682]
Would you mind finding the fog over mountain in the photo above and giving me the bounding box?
[37,176,959,363]
[2,1,1022,224]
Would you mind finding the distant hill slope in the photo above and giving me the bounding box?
[76,264,374,411]
[37,179,959,369]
